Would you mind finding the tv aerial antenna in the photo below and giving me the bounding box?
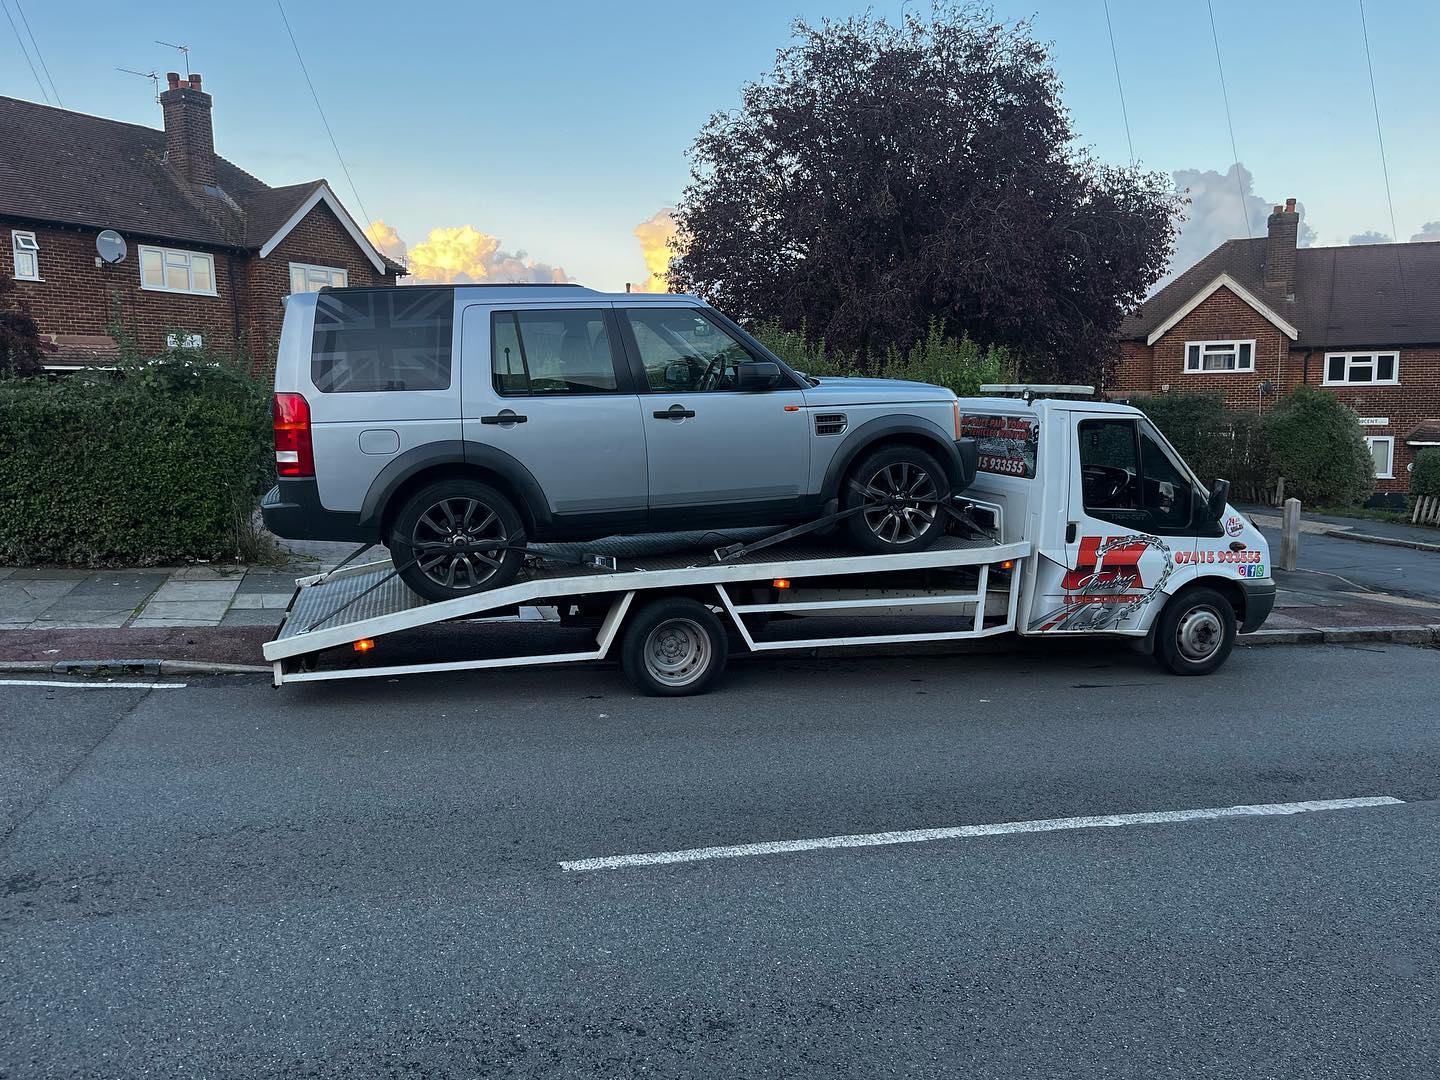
[155,40,191,76]
[117,67,160,102]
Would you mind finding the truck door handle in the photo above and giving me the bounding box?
[480,412,527,425]
[1066,521,1077,543]
[654,405,696,420]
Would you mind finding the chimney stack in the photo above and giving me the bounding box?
[1265,196,1300,298]
[160,71,216,188]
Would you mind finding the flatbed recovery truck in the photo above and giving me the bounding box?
[264,390,1275,694]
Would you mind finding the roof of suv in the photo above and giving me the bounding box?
[301,283,705,306]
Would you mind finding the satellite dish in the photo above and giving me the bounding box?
[96,230,127,264]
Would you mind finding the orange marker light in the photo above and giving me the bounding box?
[783,404,800,412]
[999,560,1015,571]
[772,578,792,589]
[353,639,376,653]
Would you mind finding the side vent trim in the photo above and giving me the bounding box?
[814,412,847,436]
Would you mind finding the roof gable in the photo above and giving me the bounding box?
[1144,272,1298,345]
[254,182,389,274]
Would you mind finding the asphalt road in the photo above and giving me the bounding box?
[1258,524,1440,602]
[2,643,1437,1078]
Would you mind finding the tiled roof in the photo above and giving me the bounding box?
[0,94,400,273]
[1120,237,1440,348]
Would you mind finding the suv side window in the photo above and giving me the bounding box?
[623,307,755,392]
[492,309,620,396]
[311,287,452,393]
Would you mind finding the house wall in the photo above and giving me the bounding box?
[238,201,396,377]
[1109,286,1438,496]
[4,220,240,359]
[4,207,396,375]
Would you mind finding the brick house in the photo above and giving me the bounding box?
[0,74,404,373]
[1111,198,1440,501]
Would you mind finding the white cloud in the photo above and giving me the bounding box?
[364,220,568,284]
[1168,165,1317,282]
[1410,221,1440,242]
[1348,230,1392,245]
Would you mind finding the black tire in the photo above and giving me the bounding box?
[620,597,729,697]
[388,479,526,602]
[1153,586,1237,676]
[842,444,950,555]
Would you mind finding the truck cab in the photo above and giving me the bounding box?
[959,391,1274,674]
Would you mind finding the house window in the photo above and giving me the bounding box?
[166,332,203,350]
[11,231,39,280]
[1365,436,1395,479]
[138,246,217,295]
[1184,340,1254,373]
[289,263,348,294]
[1323,352,1399,386]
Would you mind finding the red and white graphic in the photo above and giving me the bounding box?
[1030,534,1172,632]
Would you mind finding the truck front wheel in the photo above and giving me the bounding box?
[1153,586,1237,676]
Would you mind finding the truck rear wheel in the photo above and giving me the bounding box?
[621,597,729,696]
[1154,586,1236,676]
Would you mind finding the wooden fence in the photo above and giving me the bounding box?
[1414,495,1440,527]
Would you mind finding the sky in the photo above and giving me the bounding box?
[4,0,1438,291]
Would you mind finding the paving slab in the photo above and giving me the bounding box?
[4,568,92,580]
[229,592,292,610]
[167,566,246,581]
[32,610,135,629]
[0,579,79,622]
[131,600,230,625]
[149,580,242,603]
[219,609,287,627]
[235,572,302,594]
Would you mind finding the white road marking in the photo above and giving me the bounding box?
[0,679,187,690]
[560,796,1404,873]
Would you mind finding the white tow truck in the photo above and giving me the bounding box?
[264,386,1275,694]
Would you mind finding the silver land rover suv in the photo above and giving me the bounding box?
[262,284,977,601]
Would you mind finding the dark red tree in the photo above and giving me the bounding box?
[668,5,1182,382]
[0,270,49,377]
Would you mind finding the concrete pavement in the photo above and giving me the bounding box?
[1,644,1436,1078]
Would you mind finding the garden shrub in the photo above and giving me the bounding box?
[1127,391,1272,494]
[1264,386,1374,507]
[1411,447,1440,498]
[0,356,271,564]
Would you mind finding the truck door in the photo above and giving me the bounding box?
[1029,414,1199,634]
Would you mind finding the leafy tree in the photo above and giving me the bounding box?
[0,270,50,377]
[669,4,1181,381]
[1265,387,1374,506]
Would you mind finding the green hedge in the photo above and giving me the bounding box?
[0,361,270,564]
[1412,448,1440,498]
[1127,391,1271,494]
[1265,386,1374,506]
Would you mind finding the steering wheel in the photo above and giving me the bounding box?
[1083,465,1131,507]
[694,353,726,391]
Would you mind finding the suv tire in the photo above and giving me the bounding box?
[621,597,729,696]
[388,479,526,602]
[842,444,949,555]
[1153,586,1236,675]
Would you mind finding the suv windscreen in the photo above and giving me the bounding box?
[492,309,619,395]
[624,308,756,392]
[311,288,452,393]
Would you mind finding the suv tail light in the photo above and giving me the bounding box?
[273,392,314,477]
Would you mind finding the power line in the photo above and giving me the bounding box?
[274,0,374,230]
[1102,0,1134,165]
[12,0,59,106]
[1,0,50,105]
[1358,0,1400,246]
[1205,0,1250,238]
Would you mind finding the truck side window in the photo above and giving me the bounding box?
[1139,425,1194,530]
[1078,419,1140,513]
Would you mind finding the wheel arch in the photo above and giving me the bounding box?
[359,441,552,537]
[820,416,964,501]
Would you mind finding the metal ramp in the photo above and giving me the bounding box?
[265,532,1030,686]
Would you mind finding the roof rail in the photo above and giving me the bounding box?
[980,383,1095,404]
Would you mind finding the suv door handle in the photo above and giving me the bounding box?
[480,412,527,425]
[654,405,696,420]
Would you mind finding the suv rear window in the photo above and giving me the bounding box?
[311,288,453,393]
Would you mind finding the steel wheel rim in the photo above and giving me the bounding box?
[410,497,508,590]
[1176,606,1223,661]
[643,618,710,687]
[861,462,940,545]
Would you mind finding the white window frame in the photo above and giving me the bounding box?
[288,262,349,294]
[1183,339,1255,374]
[137,245,218,296]
[11,230,40,281]
[1365,436,1395,479]
[1322,351,1399,387]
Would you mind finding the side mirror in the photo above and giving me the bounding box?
[1207,478,1231,522]
[736,361,782,391]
